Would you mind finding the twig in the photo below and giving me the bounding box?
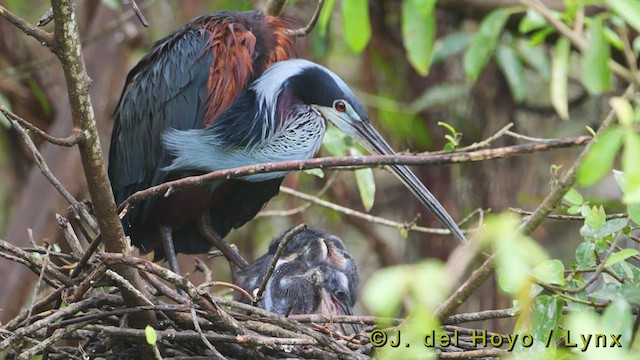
[198,281,254,303]
[97,253,245,335]
[57,214,84,257]
[280,186,471,236]
[128,0,149,27]
[119,135,591,211]
[0,106,83,146]
[190,305,225,358]
[253,224,308,305]
[285,0,325,37]
[265,0,288,16]
[25,245,52,327]
[437,348,509,358]
[443,308,517,325]
[435,85,636,321]
[257,171,339,217]
[0,237,71,287]
[509,207,628,221]
[0,5,54,49]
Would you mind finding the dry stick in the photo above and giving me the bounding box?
[25,245,52,327]
[280,186,464,235]
[285,0,325,37]
[198,281,254,303]
[128,0,149,27]
[56,214,84,257]
[0,292,116,350]
[0,106,83,146]
[119,135,590,212]
[438,348,509,359]
[216,298,365,358]
[435,85,635,322]
[16,322,86,360]
[48,2,157,358]
[97,253,245,335]
[0,238,71,287]
[253,223,308,306]
[0,5,54,49]
[509,207,627,221]
[190,305,225,359]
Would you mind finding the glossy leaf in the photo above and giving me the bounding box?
[564,188,584,206]
[518,9,547,33]
[342,0,371,53]
[355,167,376,212]
[432,32,472,64]
[402,0,437,75]
[551,38,570,120]
[607,0,640,33]
[318,0,337,36]
[575,241,596,268]
[495,45,526,103]
[517,40,551,79]
[593,218,628,239]
[605,248,640,267]
[145,325,157,346]
[582,18,611,95]
[577,126,624,187]
[602,299,634,346]
[463,8,509,81]
[623,132,640,203]
[533,259,565,286]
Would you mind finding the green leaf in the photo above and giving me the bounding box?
[518,9,547,33]
[563,188,584,206]
[363,266,410,319]
[318,0,337,36]
[533,259,565,286]
[575,241,596,268]
[602,299,634,346]
[606,0,640,34]
[582,18,611,95]
[551,37,570,120]
[610,97,634,127]
[402,0,437,75]
[322,126,348,156]
[516,40,551,80]
[606,248,640,267]
[593,218,628,238]
[342,0,371,53]
[303,168,325,178]
[514,295,563,352]
[623,132,640,203]
[0,92,11,128]
[628,203,640,224]
[463,8,509,81]
[409,83,469,113]
[145,325,157,346]
[577,126,624,187]
[495,45,526,103]
[432,32,472,64]
[355,168,376,211]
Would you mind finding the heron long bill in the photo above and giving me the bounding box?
[316,104,467,243]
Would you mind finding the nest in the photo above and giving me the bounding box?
[0,226,514,359]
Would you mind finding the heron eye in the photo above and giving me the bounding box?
[334,100,347,112]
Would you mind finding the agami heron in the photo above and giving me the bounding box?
[109,10,466,272]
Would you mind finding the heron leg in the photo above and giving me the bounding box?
[159,225,185,296]
[197,213,249,283]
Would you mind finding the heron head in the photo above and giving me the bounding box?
[273,60,468,243]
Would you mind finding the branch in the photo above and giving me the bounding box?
[265,0,288,16]
[285,0,325,37]
[0,106,83,146]
[0,5,54,49]
[49,0,157,354]
[253,224,308,305]
[435,85,636,321]
[119,135,590,212]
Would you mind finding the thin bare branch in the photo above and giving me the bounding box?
[253,224,308,305]
[285,0,325,37]
[0,5,54,49]
[119,135,590,212]
[0,106,83,146]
